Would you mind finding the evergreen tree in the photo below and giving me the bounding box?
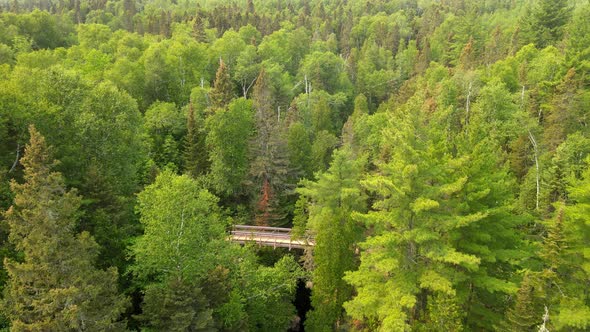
[532,0,572,48]
[249,69,291,226]
[298,149,367,331]
[551,162,590,330]
[505,272,542,332]
[139,276,214,332]
[344,91,522,331]
[426,293,464,332]
[183,101,208,177]
[2,126,127,331]
[209,59,234,110]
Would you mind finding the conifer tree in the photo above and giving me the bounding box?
[209,59,234,110]
[552,163,590,330]
[532,0,572,48]
[426,293,464,332]
[250,68,291,226]
[298,149,366,331]
[183,101,208,177]
[2,126,127,331]
[344,92,522,331]
[505,272,542,332]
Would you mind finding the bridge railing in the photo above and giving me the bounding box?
[229,225,315,249]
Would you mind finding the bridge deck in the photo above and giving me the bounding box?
[229,225,315,249]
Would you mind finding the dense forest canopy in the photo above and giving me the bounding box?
[0,0,589,331]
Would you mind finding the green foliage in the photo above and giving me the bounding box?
[2,126,127,331]
[344,88,523,330]
[183,101,208,178]
[552,162,590,330]
[505,272,543,331]
[0,1,589,331]
[298,148,367,331]
[531,0,572,48]
[132,170,226,282]
[207,98,255,196]
[131,170,227,328]
[210,59,235,110]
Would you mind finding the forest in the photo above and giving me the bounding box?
[0,0,588,331]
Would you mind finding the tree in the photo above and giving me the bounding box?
[286,122,312,179]
[343,91,522,331]
[206,98,255,196]
[550,162,590,330]
[298,148,367,331]
[249,69,291,226]
[298,51,352,97]
[183,101,208,177]
[209,59,234,110]
[234,45,260,98]
[505,272,542,332]
[144,101,185,170]
[566,4,590,83]
[532,0,572,48]
[131,170,227,330]
[2,126,127,331]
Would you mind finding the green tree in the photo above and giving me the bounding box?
[2,126,127,331]
[532,0,572,48]
[551,162,590,330]
[343,92,522,330]
[250,69,291,226]
[131,170,226,330]
[286,121,312,179]
[234,44,260,98]
[206,98,255,196]
[505,272,543,332]
[298,148,367,331]
[210,59,234,110]
[183,101,208,177]
[144,101,184,170]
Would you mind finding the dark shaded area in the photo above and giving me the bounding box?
[290,279,311,332]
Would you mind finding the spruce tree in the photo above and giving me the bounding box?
[533,0,572,48]
[209,59,234,110]
[249,69,291,226]
[183,101,208,177]
[505,273,542,332]
[2,126,127,331]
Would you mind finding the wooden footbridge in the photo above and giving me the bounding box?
[229,225,315,250]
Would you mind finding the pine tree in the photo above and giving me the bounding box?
[426,293,464,332]
[192,11,208,42]
[342,94,369,148]
[343,91,522,330]
[298,149,367,331]
[543,69,581,152]
[2,126,127,331]
[209,59,234,110]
